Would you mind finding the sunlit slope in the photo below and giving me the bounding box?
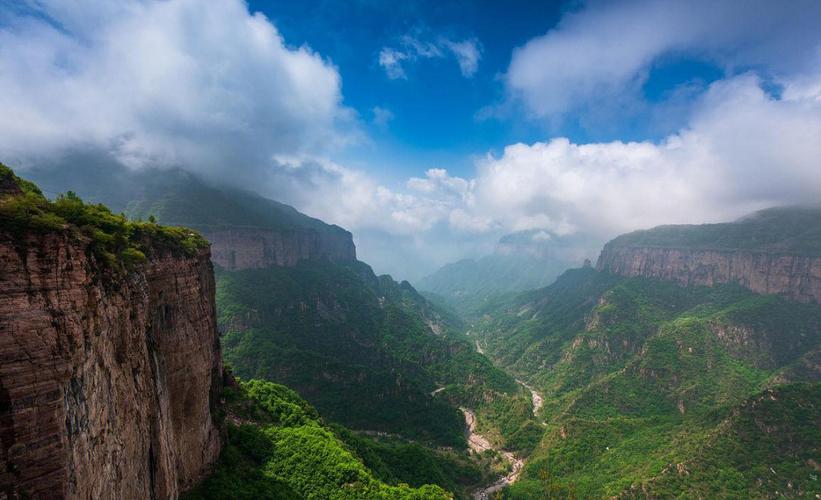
[474,268,820,498]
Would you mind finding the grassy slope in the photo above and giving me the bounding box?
[0,163,207,269]
[183,379,451,500]
[472,269,820,498]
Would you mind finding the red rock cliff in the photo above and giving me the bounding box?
[205,227,356,270]
[596,244,821,304]
[0,231,222,498]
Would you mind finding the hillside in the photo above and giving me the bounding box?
[472,266,820,498]
[18,163,540,494]
[216,258,534,448]
[21,162,356,270]
[185,379,451,499]
[0,165,486,499]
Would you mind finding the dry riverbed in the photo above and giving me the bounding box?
[461,408,524,500]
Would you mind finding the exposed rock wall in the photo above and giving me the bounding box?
[596,244,821,303]
[206,227,356,270]
[0,232,222,499]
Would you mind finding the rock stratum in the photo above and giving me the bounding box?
[206,227,356,270]
[596,207,821,303]
[0,230,222,498]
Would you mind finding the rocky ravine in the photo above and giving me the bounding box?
[461,408,524,500]
[0,232,223,498]
[597,244,821,303]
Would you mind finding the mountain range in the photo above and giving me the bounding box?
[2,163,819,499]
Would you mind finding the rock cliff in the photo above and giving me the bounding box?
[597,209,821,304]
[0,231,222,498]
[206,227,356,270]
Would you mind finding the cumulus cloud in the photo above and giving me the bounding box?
[378,33,481,79]
[278,73,821,278]
[0,0,353,180]
[506,0,821,120]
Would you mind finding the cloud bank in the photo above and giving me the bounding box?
[506,0,821,120]
[263,72,821,278]
[2,0,821,280]
[0,0,353,182]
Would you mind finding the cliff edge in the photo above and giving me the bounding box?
[0,165,223,498]
[597,207,821,303]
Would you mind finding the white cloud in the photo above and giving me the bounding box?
[378,48,408,79]
[0,0,353,178]
[272,73,821,277]
[378,33,481,79]
[506,0,821,120]
[444,39,481,77]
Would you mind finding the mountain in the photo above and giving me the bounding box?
[598,206,821,303]
[0,165,463,499]
[417,230,598,313]
[470,209,821,498]
[0,165,222,498]
[19,163,540,495]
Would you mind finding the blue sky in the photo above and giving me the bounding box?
[248,0,731,182]
[2,0,821,280]
[247,0,568,181]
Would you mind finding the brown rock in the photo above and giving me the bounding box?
[597,244,821,303]
[0,232,222,499]
[205,227,356,270]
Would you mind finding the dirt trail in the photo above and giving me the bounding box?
[461,408,524,500]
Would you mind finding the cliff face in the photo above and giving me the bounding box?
[0,232,222,499]
[206,227,356,270]
[597,244,821,303]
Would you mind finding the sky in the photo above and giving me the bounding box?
[2,0,821,281]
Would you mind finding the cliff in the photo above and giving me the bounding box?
[596,207,821,303]
[205,227,356,270]
[0,167,222,499]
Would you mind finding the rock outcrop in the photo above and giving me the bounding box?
[0,232,222,498]
[597,244,821,304]
[206,227,356,270]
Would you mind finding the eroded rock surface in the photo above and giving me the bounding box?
[0,232,222,499]
[597,244,821,303]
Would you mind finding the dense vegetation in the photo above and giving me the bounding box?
[217,259,534,448]
[184,379,451,499]
[0,164,206,270]
[472,268,820,498]
[607,206,821,256]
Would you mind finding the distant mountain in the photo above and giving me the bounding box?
[470,208,821,498]
[417,229,599,312]
[598,206,821,303]
[23,160,356,270]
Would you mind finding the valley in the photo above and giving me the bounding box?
[1,164,819,499]
[3,3,821,499]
